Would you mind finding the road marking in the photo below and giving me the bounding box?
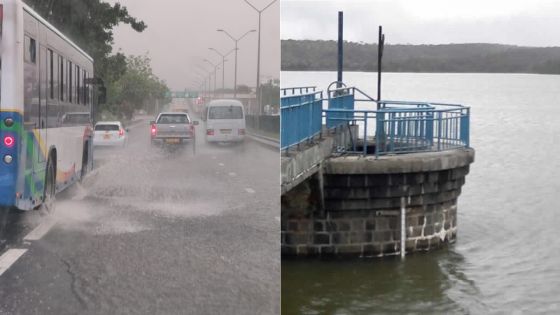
[245,188,255,194]
[275,216,280,222]
[228,172,237,177]
[0,249,27,277]
[23,218,57,241]
[218,163,225,167]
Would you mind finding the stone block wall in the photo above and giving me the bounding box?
[281,148,474,257]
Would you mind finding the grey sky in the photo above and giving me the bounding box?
[107,0,280,91]
[281,0,560,47]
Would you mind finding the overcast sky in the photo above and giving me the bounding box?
[107,0,280,91]
[281,0,560,47]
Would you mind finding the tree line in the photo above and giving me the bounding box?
[282,40,560,74]
[25,0,171,120]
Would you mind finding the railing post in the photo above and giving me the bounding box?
[375,111,382,159]
[363,112,368,156]
[426,110,433,148]
[437,111,442,151]
[461,108,470,148]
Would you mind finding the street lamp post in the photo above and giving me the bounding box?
[242,0,277,127]
[204,59,220,97]
[209,47,236,96]
[217,29,256,98]
[194,66,212,98]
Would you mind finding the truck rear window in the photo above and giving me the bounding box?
[208,106,243,119]
[157,114,190,124]
[95,124,120,131]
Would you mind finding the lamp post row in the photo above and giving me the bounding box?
[195,0,277,120]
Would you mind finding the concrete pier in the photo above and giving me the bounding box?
[281,148,475,257]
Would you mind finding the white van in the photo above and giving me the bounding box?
[205,100,246,143]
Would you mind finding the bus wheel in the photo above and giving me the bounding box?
[41,157,56,214]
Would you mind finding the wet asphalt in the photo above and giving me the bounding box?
[0,116,280,314]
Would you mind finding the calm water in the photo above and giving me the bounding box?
[282,72,560,314]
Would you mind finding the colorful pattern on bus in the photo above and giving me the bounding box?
[1,110,81,210]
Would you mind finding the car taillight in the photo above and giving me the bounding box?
[238,128,245,135]
[151,124,157,137]
[4,135,15,148]
[119,129,124,137]
[207,129,214,136]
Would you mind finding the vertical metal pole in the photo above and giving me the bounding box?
[214,67,217,97]
[234,42,238,98]
[256,12,262,130]
[401,196,406,259]
[337,11,343,87]
[377,26,384,109]
[222,56,225,95]
[363,113,368,156]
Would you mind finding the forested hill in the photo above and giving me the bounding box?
[281,40,560,74]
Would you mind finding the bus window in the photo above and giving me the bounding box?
[24,36,36,64]
[59,56,64,101]
[68,61,72,103]
[83,69,87,105]
[76,65,80,104]
[48,49,54,99]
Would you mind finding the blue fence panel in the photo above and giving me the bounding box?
[375,103,470,157]
[281,91,323,150]
[327,88,355,129]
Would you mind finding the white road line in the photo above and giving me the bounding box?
[23,218,57,241]
[0,249,27,277]
[245,188,255,194]
[275,216,280,222]
[218,163,225,167]
[228,172,237,177]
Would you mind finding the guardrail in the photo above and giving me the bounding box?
[376,101,470,157]
[280,90,323,150]
[281,85,470,157]
[281,86,317,97]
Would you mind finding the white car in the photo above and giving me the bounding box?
[93,121,128,147]
[205,100,246,143]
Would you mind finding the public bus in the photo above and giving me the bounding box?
[0,0,94,211]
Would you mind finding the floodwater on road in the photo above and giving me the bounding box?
[282,71,560,314]
[0,111,280,314]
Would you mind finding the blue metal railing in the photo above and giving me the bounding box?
[281,85,470,157]
[375,101,470,158]
[326,86,355,129]
[280,88,323,150]
[281,86,317,97]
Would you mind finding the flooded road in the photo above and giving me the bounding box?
[0,113,279,314]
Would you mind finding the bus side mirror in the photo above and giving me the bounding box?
[150,120,155,125]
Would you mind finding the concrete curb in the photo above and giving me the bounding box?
[247,132,279,150]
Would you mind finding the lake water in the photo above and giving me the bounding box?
[281,71,560,314]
